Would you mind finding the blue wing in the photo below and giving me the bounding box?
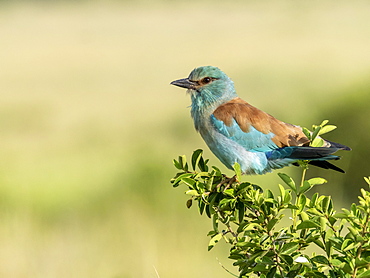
[210,114,278,152]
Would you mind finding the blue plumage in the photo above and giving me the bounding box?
[171,66,350,175]
[211,115,276,152]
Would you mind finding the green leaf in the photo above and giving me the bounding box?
[311,126,322,142]
[325,239,333,258]
[319,217,328,231]
[218,198,236,211]
[224,188,235,197]
[325,228,334,241]
[358,269,370,278]
[355,258,370,268]
[212,214,219,232]
[278,173,296,192]
[218,198,232,207]
[308,177,327,186]
[306,208,322,216]
[235,241,258,248]
[198,157,209,172]
[279,254,294,265]
[280,242,299,255]
[284,190,292,204]
[328,215,337,226]
[237,202,245,223]
[236,182,252,195]
[278,184,286,200]
[319,119,330,127]
[185,189,199,196]
[173,159,182,170]
[266,267,277,278]
[333,212,349,219]
[330,258,344,267]
[299,180,312,194]
[310,192,319,207]
[351,203,358,214]
[267,218,278,232]
[287,204,299,210]
[237,222,263,233]
[205,175,214,191]
[297,220,319,230]
[341,238,353,250]
[311,137,325,147]
[211,166,222,176]
[208,232,223,251]
[198,201,205,215]
[339,262,353,274]
[320,196,332,213]
[172,172,193,186]
[311,255,330,265]
[364,176,370,186]
[207,230,217,237]
[297,194,307,212]
[343,242,359,252]
[194,171,210,178]
[205,205,212,218]
[266,189,274,199]
[178,155,188,171]
[208,192,219,206]
[313,239,325,250]
[319,125,337,135]
[302,127,311,139]
[233,162,242,181]
[191,149,203,171]
[182,177,196,188]
[299,211,309,222]
[252,263,268,272]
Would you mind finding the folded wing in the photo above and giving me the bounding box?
[211,97,310,151]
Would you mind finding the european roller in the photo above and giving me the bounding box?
[171,66,350,175]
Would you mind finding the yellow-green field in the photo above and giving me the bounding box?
[0,1,369,277]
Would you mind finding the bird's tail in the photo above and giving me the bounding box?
[325,140,351,151]
[307,160,345,173]
[267,146,340,160]
[286,146,341,160]
[266,146,347,173]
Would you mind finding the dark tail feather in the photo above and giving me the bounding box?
[308,160,345,173]
[326,140,351,151]
[292,160,345,173]
[289,146,346,173]
[288,146,340,160]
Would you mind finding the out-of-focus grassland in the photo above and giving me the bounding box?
[0,1,369,277]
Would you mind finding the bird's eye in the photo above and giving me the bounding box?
[201,77,212,84]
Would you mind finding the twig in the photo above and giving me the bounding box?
[153,265,160,278]
[216,257,238,277]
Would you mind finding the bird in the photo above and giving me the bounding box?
[170,66,350,175]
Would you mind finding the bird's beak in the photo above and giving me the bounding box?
[170,78,197,90]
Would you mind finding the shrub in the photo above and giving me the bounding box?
[171,122,370,278]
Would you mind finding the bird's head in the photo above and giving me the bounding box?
[170,66,237,112]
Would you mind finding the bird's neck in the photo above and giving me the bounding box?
[190,93,236,131]
[191,106,211,132]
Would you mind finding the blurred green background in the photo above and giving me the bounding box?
[0,1,369,277]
